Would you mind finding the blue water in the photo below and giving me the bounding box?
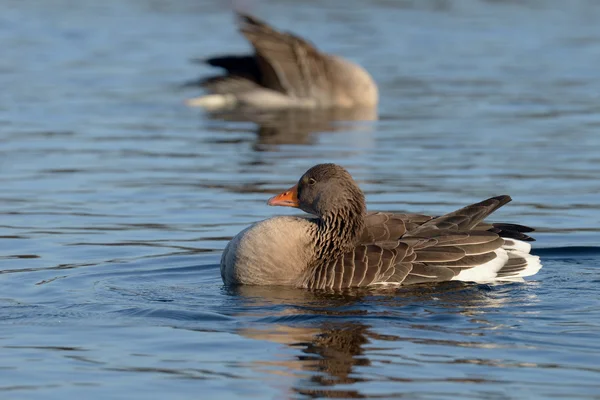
[1,0,600,398]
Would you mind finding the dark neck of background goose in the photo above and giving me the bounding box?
[312,189,366,263]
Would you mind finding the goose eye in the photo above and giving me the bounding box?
[307,178,316,186]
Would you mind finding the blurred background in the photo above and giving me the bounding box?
[1,0,600,398]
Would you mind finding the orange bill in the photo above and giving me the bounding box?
[267,184,299,207]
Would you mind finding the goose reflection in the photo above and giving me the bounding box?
[224,283,537,398]
[204,106,377,148]
[226,285,372,398]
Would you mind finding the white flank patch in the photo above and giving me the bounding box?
[185,94,237,110]
[451,249,509,283]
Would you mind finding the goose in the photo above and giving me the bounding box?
[185,13,378,110]
[220,164,542,289]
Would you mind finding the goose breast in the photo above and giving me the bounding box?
[221,216,316,286]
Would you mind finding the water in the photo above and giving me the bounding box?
[2,0,600,398]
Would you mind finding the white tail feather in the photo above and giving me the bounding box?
[452,239,542,283]
[496,253,542,281]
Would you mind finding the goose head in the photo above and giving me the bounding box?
[267,163,366,219]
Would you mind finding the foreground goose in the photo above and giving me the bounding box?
[221,164,542,288]
[185,13,378,110]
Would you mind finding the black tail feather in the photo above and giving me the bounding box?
[490,223,536,242]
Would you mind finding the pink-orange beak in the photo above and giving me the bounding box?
[267,184,300,207]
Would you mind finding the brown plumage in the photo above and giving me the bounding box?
[220,164,542,289]
[186,14,378,110]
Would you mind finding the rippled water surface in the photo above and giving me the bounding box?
[2,0,600,398]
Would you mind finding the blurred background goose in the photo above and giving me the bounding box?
[185,13,378,110]
[221,163,542,289]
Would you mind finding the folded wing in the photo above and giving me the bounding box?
[305,195,537,289]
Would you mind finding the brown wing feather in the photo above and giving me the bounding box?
[237,13,329,98]
[414,246,466,262]
[428,252,498,268]
[457,236,505,255]
[403,263,456,285]
[360,212,433,244]
[406,195,512,237]
[201,75,261,94]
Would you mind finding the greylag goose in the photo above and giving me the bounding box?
[185,14,378,110]
[220,164,542,289]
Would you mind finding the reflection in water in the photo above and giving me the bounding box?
[226,283,530,398]
[227,286,372,398]
[204,107,377,148]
